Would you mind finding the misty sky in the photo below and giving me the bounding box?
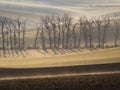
[0,0,120,18]
[0,0,120,28]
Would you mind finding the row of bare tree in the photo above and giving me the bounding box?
[0,16,26,57]
[0,14,120,57]
[34,14,120,50]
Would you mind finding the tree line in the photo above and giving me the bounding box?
[35,14,120,50]
[0,16,26,57]
[0,14,120,57]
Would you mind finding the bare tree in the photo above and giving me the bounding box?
[6,19,14,55]
[42,16,53,49]
[34,24,40,49]
[72,22,78,48]
[86,18,94,48]
[12,21,18,54]
[21,21,26,50]
[17,17,22,51]
[61,16,66,49]
[82,17,89,48]
[78,18,83,48]
[63,14,72,49]
[41,25,46,50]
[49,15,57,49]
[57,16,62,48]
[6,30,9,54]
[112,16,120,47]
[102,17,110,48]
[0,17,6,57]
[95,18,102,48]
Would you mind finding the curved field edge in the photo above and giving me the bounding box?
[0,47,120,68]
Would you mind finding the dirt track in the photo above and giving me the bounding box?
[0,63,120,80]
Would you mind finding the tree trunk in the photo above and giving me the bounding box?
[102,27,107,48]
[114,29,119,47]
[78,29,82,48]
[89,27,92,48]
[66,27,70,49]
[58,26,61,48]
[62,28,65,49]
[41,26,46,50]
[9,26,13,54]
[48,30,52,49]
[18,23,21,51]
[6,31,9,54]
[34,27,40,49]
[13,27,18,54]
[53,26,57,49]
[98,25,101,48]
[1,23,6,57]
[72,23,77,48]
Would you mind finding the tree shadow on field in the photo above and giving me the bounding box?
[35,47,88,56]
[51,49,58,55]
[69,49,79,53]
[23,49,30,55]
[56,48,66,54]
[37,49,50,55]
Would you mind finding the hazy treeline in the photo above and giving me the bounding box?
[35,14,120,50]
[0,14,120,57]
[0,16,26,57]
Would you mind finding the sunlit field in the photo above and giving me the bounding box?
[0,47,120,68]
